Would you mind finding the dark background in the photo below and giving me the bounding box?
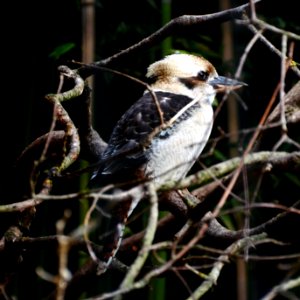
[3,0,300,174]
[1,0,300,299]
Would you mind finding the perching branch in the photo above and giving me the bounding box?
[77,1,261,76]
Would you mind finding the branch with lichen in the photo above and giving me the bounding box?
[185,233,268,300]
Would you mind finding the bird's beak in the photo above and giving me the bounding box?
[209,76,247,92]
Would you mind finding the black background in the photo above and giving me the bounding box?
[1,1,300,299]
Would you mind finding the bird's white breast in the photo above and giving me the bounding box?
[145,103,213,187]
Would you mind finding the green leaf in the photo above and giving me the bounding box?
[49,42,76,60]
[213,149,228,161]
[219,214,236,231]
[284,172,300,187]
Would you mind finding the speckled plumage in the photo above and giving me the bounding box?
[97,90,214,187]
[97,91,212,185]
[93,54,229,186]
[91,53,245,267]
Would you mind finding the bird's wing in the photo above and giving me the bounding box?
[94,91,195,184]
[90,91,197,267]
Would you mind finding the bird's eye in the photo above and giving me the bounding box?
[197,71,209,81]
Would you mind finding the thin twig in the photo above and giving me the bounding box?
[115,182,159,299]
[185,233,267,300]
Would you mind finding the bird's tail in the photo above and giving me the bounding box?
[98,197,133,266]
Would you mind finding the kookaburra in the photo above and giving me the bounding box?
[92,53,245,267]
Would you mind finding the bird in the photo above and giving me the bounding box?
[91,53,245,269]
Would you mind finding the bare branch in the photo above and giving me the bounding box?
[77,1,260,76]
[117,183,158,296]
[261,275,300,300]
[186,233,268,300]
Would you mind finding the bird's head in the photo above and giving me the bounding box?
[146,53,245,103]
